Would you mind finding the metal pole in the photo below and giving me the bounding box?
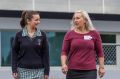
[102,0,105,13]
[32,0,35,10]
[68,0,71,12]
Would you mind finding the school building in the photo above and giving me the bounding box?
[0,0,120,79]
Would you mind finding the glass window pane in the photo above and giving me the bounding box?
[1,31,65,66]
[47,32,65,66]
[1,31,16,66]
[1,31,116,66]
[101,34,116,43]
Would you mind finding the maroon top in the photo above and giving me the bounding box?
[61,30,104,70]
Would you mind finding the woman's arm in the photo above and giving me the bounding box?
[61,54,68,74]
[12,33,20,79]
[94,31,105,78]
[98,57,104,69]
[98,57,105,78]
[12,33,20,73]
[42,32,50,76]
[61,31,71,74]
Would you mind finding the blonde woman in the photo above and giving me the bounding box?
[61,10,105,79]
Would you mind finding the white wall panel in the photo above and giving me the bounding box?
[0,0,120,14]
[0,0,33,10]
[105,0,120,14]
[70,0,102,13]
[35,0,69,12]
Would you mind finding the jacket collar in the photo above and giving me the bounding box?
[22,27,42,37]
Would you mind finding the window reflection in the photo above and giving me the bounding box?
[1,31,16,66]
[1,31,116,66]
[1,31,65,66]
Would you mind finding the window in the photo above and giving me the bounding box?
[1,30,65,66]
[1,31,16,66]
[101,34,116,43]
[47,32,65,66]
[1,31,116,66]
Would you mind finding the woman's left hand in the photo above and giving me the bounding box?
[44,75,49,79]
[98,67,105,78]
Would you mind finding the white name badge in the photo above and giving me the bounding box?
[84,35,92,40]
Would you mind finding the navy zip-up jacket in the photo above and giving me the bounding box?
[12,29,49,75]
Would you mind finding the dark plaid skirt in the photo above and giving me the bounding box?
[66,69,97,79]
[17,68,44,79]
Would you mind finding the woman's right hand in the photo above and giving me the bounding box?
[61,64,68,74]
[12,73,19,79]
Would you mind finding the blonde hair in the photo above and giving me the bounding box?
[71,10,95,30]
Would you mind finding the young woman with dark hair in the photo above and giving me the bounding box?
[12,10,49,79]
